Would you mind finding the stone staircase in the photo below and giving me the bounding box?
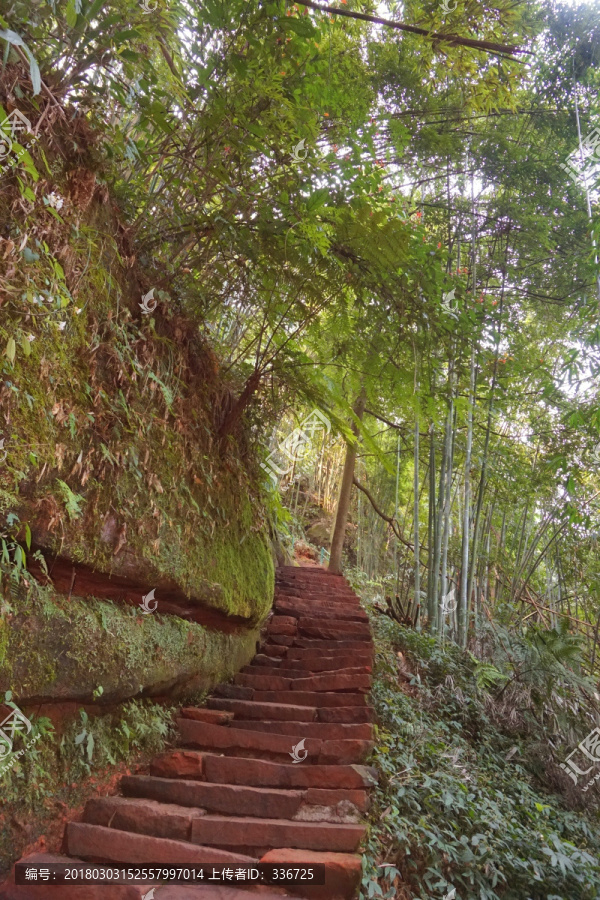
[0,566,376,900]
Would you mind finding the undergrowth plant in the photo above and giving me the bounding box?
[361,610,600,900]
[0,698,175,807]
[64,700,174,777]
[0,690,176,873]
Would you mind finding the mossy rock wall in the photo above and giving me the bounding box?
[0,581,259,705]
[0,110,274,703]
[0,149,275,608]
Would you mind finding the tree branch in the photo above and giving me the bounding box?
[365,409,406,431]
[291,1,526,58]
[353,476,415,550]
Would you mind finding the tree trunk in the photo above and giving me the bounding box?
[427,425,436,622]
[413,411,421,627]
[439,403,455,635]
[431,399,452,632]
[459,345,475,646]
[328,392,366,574]
[218,368,262,444]
[394,431,401,594]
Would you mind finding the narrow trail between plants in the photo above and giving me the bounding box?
[1,566,377,900]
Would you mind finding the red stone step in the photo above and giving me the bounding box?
[241,665,371,679]
[317,739,374,765]
[274,584,362,609]
[83,795,205,841]
[282,656,372,672]
[289,673,371,693]
[236,671,372,693]
[232,720,373,741]
[121,775,368,821]
[293,638,374,651]
[207,698,318,722]
[276,587,361,602]
[235,673,294,691]
[181,707,235,725]
[151,749,206,779]
[278,565,346,578]
[121,775,309,820]
[190,815,365,853]
[261,642,373,658]
[218,706,372,733]
[177,719,373,765]
[177,718,321,761]
[274,604,368,624]
[213,683,255,700]
[201,754,378,790]
[300,787,369,814]
[276,595,360,608]
[66,822,256,864]
[276,598,362,613]
[275,589,362,604]
[261,848,362,900]
[259,643,288,657]
[276,580,351,593]
[252,690,368,708]
[318,706,374,723]
[268,634,296,646]
[267,620,298,635]
[297,618,371,639]
[285,647,374,662]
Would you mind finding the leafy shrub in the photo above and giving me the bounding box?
[362,613,600,900]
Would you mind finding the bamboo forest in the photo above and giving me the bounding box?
[1,0,600,898]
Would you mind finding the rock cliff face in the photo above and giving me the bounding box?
[0,114,273,707]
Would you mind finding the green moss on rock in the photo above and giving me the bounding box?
[0,579,259,704]
[0,184,274,622]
